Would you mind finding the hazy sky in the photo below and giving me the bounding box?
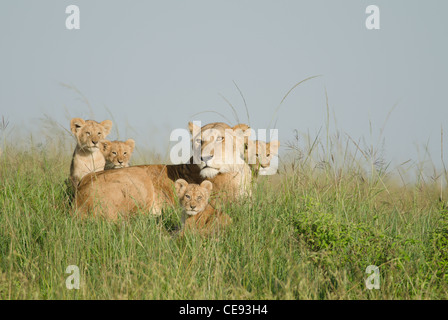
[1,1,447,170]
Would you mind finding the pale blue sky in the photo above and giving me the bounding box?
[1,1,447,170]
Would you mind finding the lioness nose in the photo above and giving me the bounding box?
[92,140,98,145]
[190,205,196,209]
[201,155,213,162]
[118,159,123,164]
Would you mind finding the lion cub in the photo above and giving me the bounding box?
[101,139,135,169]
[69,118,112,188]
[175,179,232,236]
[245,140,280,176]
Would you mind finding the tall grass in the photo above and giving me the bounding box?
[0,116,447,299]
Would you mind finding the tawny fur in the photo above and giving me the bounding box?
[75,164,203,220]
[101,139,135,169]
[245,139,280,177]
[175,179,232,236]
[69,118,112,188]
[74,122,252,220]
[188,121,252,198]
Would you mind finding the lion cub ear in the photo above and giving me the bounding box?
[175,179,189,198]
[125,139,135,152]
[99,140,111,154]
[232,123,252,138]
[70,118,85,135]
[100,120,113,136]
[200,180,213,193]
[267,140,280,155]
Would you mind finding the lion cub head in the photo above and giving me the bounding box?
[246,140,280,175]
[101,139,135,169]
[175,179,213,216]
[70,118,113,153]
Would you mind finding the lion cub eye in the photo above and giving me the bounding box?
[86,132,91,136]
[185,194,191,199]
[112,151,117,155]
[124,152,127,155]
[98,132,101,135]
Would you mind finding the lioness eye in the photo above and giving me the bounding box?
[112,151,117,155]
[185,194,191,199]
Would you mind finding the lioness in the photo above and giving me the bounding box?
[189,121,252,199]
[245,139,280,177]
[101,139,135,169]
[74,122,252,219]
[69,118,112,188]
[175,179,232,236]
[75,163,205,220]
[75,166,156,220]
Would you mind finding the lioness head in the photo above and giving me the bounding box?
[70,118,113,153]
[101,139,135,169]
[175,179,213,216]
[188,122,251,179]
[246,140,280,175]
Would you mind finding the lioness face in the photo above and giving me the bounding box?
[246,140,280,174]
[70,118,112,152]
[175,179,212,216]
[189,122,250,178]
[101,139,135,169]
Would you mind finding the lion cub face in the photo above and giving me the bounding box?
[246,140,280,174]
[175,179,213,216]
[101,139,135,169]
[70,118,112,152]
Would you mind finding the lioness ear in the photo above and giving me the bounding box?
[268,140,280,155]
[188,121,201,136]
[232,124,252,139]
[70,118,85,135]
[175,179,188,198]
[125,139,135,152]
[232,123,250,131]
[200,180,213,193]
[100,120,113,136]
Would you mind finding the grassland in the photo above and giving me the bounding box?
[0,124,448,299]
